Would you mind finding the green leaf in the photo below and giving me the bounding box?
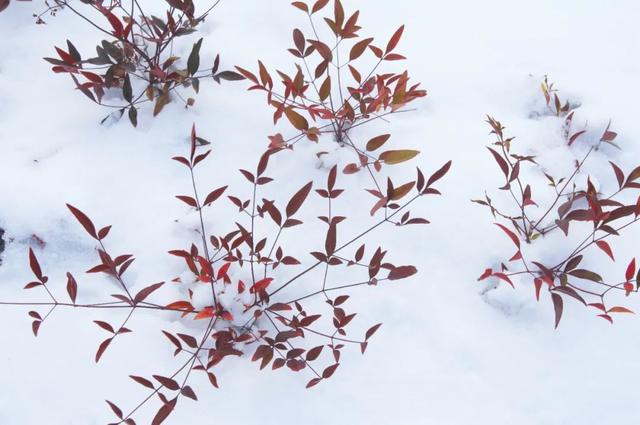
[128,107,137,127]
[66,40,82,63]
[366,134,390,152]
[187,38,203,76]
[379,149,419,165]
[153,92,170,117]
[568,269,603,282]
[123,73,132,103]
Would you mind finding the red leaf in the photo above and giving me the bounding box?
[66,204,98,239]
[105,400,123,419]
[94,320,114,333]
[551,293,563,329]
[130,375,155,389]
[165,301,194,312]
[151,398,177,425]
[610,161,624,188]
[133,282,164,304]
[105,11,124,38]
[493,272,514,288]
[306,345,324,361]
[194,307,216,320]
[153,375,180,391]
[608,306,634,314]
[322,363,339,379]
[624,282,634,296]
[495,223,520,248]
[204,186,228,206]
[595,240,615,261]
[98,225,111,240]
[385,25,404,53]
[426,161,452,188]
[478,268,492,281]
[250,278,273,294]
[95,338,112,362]
[306,378,322,388]
[534,278,542,301]
[487,147,509,179]
[365,323,382,340]
[207,372,219,389]
[626,258,636,282]
[286,182,313,217]
[32,320,41,337]
[176,195,198,208]
[55,46,76,65]
[181,386,198,401]
[388,265,417,280]
[28,248,43,281]
[267,303,292,312]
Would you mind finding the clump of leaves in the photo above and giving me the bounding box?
[3,123,451,423]
[475,107,640,327]
[235,0,426,176]
[39,0,241,126]
[540,75,578,118]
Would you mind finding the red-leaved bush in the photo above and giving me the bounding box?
[236,0,426,176]
[3,122,451,424]
[475,79,640,327]
[35,0,241,126]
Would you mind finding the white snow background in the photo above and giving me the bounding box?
[1,0,640,424]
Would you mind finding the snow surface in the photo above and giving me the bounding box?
[1,0,640,424]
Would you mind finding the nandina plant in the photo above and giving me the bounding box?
[37,0,242,126]
[235,0,426,176]
[475,84,640,326]
[2,124,451,423]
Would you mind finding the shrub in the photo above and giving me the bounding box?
[475,81,640,327]
[3,123,451,423]
[35,0,242,126]
[236,0,426,177]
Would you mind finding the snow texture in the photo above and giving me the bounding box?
[1,0,640,424]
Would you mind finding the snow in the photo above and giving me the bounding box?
[1,0,640,424]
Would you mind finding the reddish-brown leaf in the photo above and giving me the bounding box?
[306,345,324,361]
[322,363,339,379]
[286,182,313,217]
[133,282,164,304]
[365,323,382,340]
[66,204,98,239]
[626,258,636,282]
[495,223,520,248]
[130,375,155,389]
[608,306,634,314]
[181,386,198,400]
[250,278,273,294]
[385,25,404,53]
[595,240,615,261]
[95,338,112,362]
[388,265,417,280]
[427,161,452,188]
[153,375,180,391]
[350,37,373,61]
[175,195,198,208]
[551,293,563,329]
[28,248,43,281]
[151,398,177,425]
[487,147,509,179]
